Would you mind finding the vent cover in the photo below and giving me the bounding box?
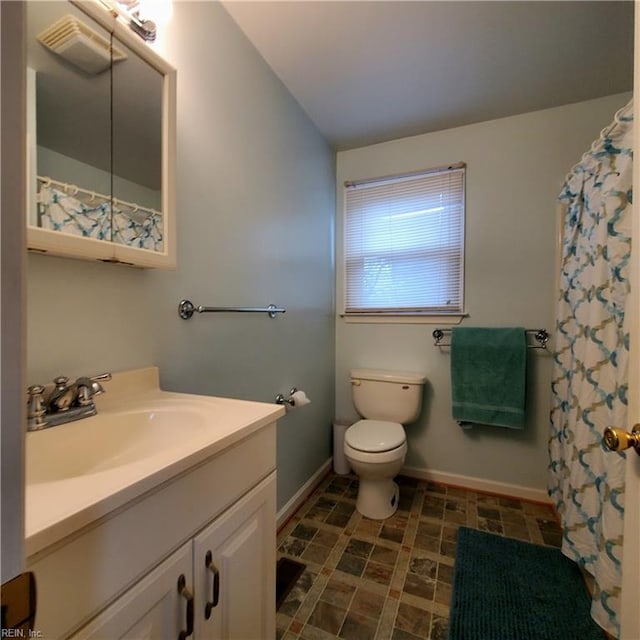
[37,15,127,75]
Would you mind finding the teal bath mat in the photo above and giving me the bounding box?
[448,528,604,640]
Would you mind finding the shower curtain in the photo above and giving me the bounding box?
[38,182,164,251]
[549,100,632,638]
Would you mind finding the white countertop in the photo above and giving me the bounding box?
[25,367,285,557]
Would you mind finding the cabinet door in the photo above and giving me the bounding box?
[194,474,276,640]
[71,542,194,640]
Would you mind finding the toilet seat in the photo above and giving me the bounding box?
[344,439,407,465]
[345,419,406,453]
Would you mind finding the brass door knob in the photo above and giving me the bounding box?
[603,424,640,455]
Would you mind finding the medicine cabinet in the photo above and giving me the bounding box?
[26,0,176,268]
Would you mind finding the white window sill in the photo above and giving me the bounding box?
[340,313,468,325]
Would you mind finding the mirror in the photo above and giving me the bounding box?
[26,0,176,268]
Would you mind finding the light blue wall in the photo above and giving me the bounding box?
[27,1,336,509]
[335,93,631,493]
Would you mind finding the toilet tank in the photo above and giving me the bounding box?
[350,369,427,424]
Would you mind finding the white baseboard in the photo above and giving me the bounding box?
[277,457,333,530]
[402,465,551,504]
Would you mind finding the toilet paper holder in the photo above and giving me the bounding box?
[275,387,310,408]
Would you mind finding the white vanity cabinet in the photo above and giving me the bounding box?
[193,476,275,639]
[70,475,275,640]
[27,422,277,639]
[69,541,194,639]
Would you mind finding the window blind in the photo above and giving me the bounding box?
[344,165,465,315]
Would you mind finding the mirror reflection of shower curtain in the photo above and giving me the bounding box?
[549,100,633,639]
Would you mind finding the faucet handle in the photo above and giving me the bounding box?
[75,385,94,407]
[75,373,110,406]
[90,372,112,383]
[27,385,47,429]
[27,384,45,404]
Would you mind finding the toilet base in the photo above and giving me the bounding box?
[355,478,400,520]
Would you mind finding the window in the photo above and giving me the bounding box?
[343,163,465,317]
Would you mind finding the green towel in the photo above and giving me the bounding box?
[451,327,527,429]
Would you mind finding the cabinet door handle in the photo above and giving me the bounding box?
[204,551,220,620]
[177,574,194,640]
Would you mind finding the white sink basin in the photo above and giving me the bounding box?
[27,403,210,483]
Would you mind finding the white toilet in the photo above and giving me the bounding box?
[344,369,427,520]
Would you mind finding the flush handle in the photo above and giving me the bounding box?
[603,424,640,455]
[204,551,220,619]
[177,574,194,640]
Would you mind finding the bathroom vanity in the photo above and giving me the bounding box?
[25,368,284,638]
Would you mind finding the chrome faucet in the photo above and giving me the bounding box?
[27,372,112,431]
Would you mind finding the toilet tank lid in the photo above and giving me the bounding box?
[349,369,427,384]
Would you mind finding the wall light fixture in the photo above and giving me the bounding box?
[100,0,172,42]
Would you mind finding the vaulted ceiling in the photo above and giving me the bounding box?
[222,1,634,150]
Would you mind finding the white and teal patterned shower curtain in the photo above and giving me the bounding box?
[38,182,164,251]
[549,100,632,638]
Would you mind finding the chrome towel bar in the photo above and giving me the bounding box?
[178,299,286,320]
[432,328,549,349]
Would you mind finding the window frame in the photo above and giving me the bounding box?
[340,163,467,324]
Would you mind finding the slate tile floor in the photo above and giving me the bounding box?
[276,473,562,640]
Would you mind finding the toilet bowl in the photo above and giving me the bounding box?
[345,369,426,520]
[344,419,407,519]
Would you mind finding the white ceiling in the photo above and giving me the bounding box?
[222,1,634,150]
